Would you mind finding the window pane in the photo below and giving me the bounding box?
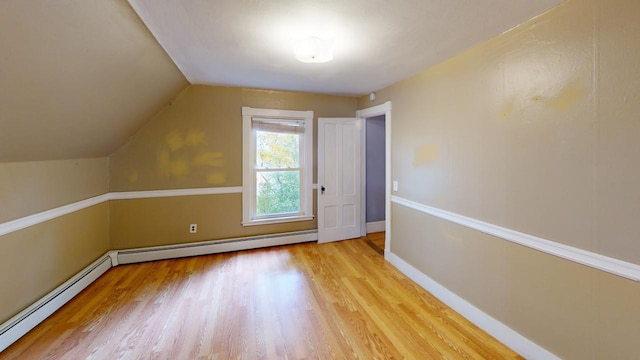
[256,131,300,169]
[256,171,300,216]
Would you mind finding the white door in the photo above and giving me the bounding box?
[318,118,362,243]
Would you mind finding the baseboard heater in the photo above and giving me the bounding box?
[0,230,317,353]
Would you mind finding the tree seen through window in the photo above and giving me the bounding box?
[255,130,301,216]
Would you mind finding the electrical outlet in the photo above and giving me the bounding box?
[189,224,197,233]
[393,180,399,192]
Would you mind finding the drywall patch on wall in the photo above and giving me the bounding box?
[163,130,207,152]
[517,82,587,115]
[185,130,206,147]
[156,130,227,182]
[157,150,189,178]
[500,100,514,121]
[110,85,358,191]
[413,144,439,167]
[207,172,227,184]
[193,152,225,168]
[129,171,139,183]
[548,83,587,113]
[166,131,185,151]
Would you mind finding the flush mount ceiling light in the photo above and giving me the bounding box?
[295,37,334,63]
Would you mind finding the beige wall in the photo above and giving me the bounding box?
[7,1,639,357]
[110,85,357,248]
[0,85,356,324]
[0,204,109,324]
[392,205,640,359]
[0,158,109,222]
[362,0,640,358]
[0,0,187,322]
[109,86,242,191]
[0,159,110,323]
[110,193,317,249]
[0,0,188,162]
[110,85,358,191]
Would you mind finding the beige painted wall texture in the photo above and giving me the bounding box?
[109,193,317,250]
[110,85,358,191]
[0,0,188,162]
[110,85,357,248]
[0,203,109,324]
[392,205,640,360]
[363,0,640,358]
[0,158,109,223]
[0,158,110,323]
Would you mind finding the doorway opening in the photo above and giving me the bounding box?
[363,115,386,254]
[357,102,392,257]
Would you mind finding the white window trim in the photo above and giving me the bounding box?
[241,106,314,226]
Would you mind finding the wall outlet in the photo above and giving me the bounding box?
[393,180,399,192]
[189,224,197,233]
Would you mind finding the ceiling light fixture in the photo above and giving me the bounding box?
[295,37,333,63]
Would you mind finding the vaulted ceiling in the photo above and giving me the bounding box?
[130,0,562,96]
[0,0,188,162]
[0,0,562,163]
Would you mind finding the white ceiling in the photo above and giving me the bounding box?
[128,0,562,96]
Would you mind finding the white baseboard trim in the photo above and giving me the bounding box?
[116,230,317,264]
[366,221,386,233]
[0,230,317,352]
[386,251,559,360]
[0,254,113,353]
[391,195,640,282]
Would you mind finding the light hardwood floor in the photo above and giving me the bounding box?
[364,231,385,255]
[1,236,522,359]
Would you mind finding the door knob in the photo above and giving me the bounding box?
[321,186,326,194]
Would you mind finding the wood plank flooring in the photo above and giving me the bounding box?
[1,235,522,359]
[363,231,385,255]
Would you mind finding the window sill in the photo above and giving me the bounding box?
[242,215,315,227]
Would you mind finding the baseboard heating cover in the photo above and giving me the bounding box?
[0,254,113,353]
[0,230,317,353]
[116,230,318,265]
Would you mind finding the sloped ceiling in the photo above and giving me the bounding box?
[128,0,562,96]
[0,0,563,162]
[0,0,188,162]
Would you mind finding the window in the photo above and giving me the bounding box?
[242,107,314,226]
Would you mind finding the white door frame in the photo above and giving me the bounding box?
[356,101,392,256]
